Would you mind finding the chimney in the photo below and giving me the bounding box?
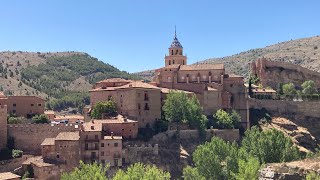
[111,132,114,139]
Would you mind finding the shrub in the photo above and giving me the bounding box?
[12,149,23,158]
[32,114,49,124]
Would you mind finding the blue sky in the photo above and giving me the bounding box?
[1,1,319,72]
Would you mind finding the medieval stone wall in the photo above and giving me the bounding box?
[8,124,79,154]
[251,58,320,89]
[125,144,159,164]
[0,105,7,150]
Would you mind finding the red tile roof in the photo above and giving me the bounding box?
[55,132,80,141]
[180,64,224,70]
[96,78,133,83]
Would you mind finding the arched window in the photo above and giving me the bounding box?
[173,60,175,64]
[171,50,174,55]
[176,49,178,55]
[182,60,184,65]
[169,60,171,65]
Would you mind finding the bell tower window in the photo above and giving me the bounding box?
[171,50,174,55]
[169,60,171,65]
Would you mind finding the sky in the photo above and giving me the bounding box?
[1,1,320,73]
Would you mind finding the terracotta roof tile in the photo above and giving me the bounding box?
[41,138,56,146]
[0,172,21,179]
[104,135,122,140]
[97,78,133,83]
[82,121,103,132]
[116,81,160,90]
[55,132,79,141]
[180,64,224,70]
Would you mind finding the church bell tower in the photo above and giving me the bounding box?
[165,27,187,66]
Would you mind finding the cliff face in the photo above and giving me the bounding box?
[251,58,320,89]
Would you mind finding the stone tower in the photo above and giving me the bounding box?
[164,27,187,66]
[0,105,7,150]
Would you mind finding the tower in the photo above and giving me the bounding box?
[165,27,187,66]
[0,105,7,150]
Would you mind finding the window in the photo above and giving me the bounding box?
[169,60,171,65]
[13,103,16,107]
[38,103,42,106]
[114,143,118,147]
[138,103,141,110]
[31,104,34,107]
[230,84,233,87]
[182,60,185,65]
[56,154,60,159]
[101,143,104,147]
[91,152,96,158]
[114,159,119,166]
[122,129,124,131]
[173,60,175,64]
[144,103,149,110]
[144,92,149,101]
[101,151,104,156]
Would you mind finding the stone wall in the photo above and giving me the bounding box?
[0,155,33,173]
[251,58,320,89]
[151,129,240,143]
[0,105,7,150]
[249,99,320,140]
[125,144,159,164]
[8,124,79,154]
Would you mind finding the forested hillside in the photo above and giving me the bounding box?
[0,51,140,112]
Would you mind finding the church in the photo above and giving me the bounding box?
[153,30,249,129]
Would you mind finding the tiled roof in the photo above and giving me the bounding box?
[82,121,103,132]
[162,64,181,69]
[180,64,224,70]
[104,135,122,140]
[0,91,7,98]
[253,88,276,93]
[0,172,21,179]
[97,78,133,83]
[89,86,118,92]
[160,88,193,94]
[55,132,80,141]
[23,156,55,167]
[116,81,160,90]
[41,138,56,146]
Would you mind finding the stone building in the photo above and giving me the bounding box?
[0,104,7,150]
[153,30,249,128]
[90,80,162,128]
[80,121,123,167]
[0,93,45,118]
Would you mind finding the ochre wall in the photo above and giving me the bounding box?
[7,124,79,154]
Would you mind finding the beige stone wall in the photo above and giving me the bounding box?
[54,140,80,172]
[4,96,44,118]
[251,58,320,89]
[0,105,7,150]
[99,139,122,167]
[151,129,240,143]
[7,124,79,154]
[125,144,158,164]
[177,69,224,83]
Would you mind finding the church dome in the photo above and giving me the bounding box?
[170,36,183,48]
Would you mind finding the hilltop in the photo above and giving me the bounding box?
[136,35,320,80]
[0,51,140,112]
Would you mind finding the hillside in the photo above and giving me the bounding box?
[0,51,140,112]
[136,35,320,80]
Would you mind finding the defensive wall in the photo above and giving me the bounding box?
[125,144,159,164]
[151,129,240,143]
[249,98,320,140]
[7,123,79,154]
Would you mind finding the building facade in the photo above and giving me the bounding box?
[0,93,45,118]
[154,31,249,128]
[0,104,7,150]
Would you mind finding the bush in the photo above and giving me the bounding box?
[32,114,49,124]
[213,109,240,129]
[12,149,23,158]
[7,116,23,124]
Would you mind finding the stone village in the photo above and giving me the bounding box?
[0,31,320,180]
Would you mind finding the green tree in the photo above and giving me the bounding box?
[7,116,23,124]
[12,149,23,158]
[306,171,320,180]
[235,156,260,180]
[61,161,108,180]
[112,163,170,180]
[282,83,297,96]
[192,137,239,180]
[183,166,205,180]
[32,114,49,124]
[240,126,300,164]
[162,91,189,130]
[302,80,318,95]
[91,100,117,119]
[230,110,241,129]
[214,109,237,129]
